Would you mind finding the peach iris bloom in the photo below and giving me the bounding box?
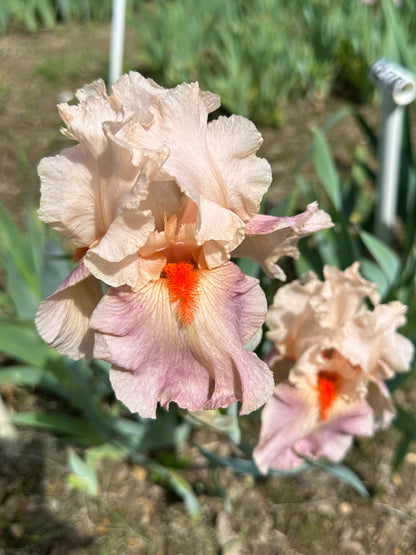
[35,72,332,418]
[254,263,414,471]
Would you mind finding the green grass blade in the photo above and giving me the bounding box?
[0,319,49,366]
[10,411,101,443]
[306,458,369,497]
[0,203,39,296]
[359,229,400,288]
[0,364,62,393]
[67,449,98,496]
[311,126,342,210]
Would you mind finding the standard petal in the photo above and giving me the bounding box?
[266,271,322,358]
[117,81,265,257]
[196,197,246,267]
[38,146,98,247]
[321,263,380,325]
[366,380,395,429]
[205,115,272,221]
[232,202,334,279]
[341,302,414,379]
[35,262,102,359]
[84,149,169,286]
[91,261,273,418]
[58,79,118,157]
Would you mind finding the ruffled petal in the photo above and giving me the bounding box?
[84,149,169,286]
[266,271,322,358]
[205,115,272,220]
[35,262,102,359]
[253,381,373,473]
[38,145,98,247]
[341,302,414,379]
[266,263,383,361]
[321,263,380,324]
[117,81,267,259]
[297,400,373,463]
[196,197,246,267]
[366,380,395,429]
[91,261,273,418]
[232,202,333,279]
[253,383,318,472]
[58,79,118,156]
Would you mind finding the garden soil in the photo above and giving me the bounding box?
[1,22,416,555]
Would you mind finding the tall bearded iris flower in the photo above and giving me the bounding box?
[35,72,332,418]
[253,263,414,471]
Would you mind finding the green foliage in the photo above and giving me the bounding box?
[129,0,416,124]
[2,1,416,125]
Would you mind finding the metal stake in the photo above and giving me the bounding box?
[108,0,127,90]
[369,58,416,243]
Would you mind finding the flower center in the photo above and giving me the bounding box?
[317,371,338,420]
[163,261,200,325]
[72,246,89,262]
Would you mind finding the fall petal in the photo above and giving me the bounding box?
[253,383,318,472]
[298,400,373,463]
[253,382,373,473]
[91,261,273,418]
[35,262,102,359]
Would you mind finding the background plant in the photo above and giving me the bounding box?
[2,0,416,124]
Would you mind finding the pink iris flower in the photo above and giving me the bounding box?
[254,263,414,471]
[35,72,332,418]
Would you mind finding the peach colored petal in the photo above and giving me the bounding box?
[196,198,246,267]
[320,263,380,325]
[266,263,383,361]
[91,262,273,418]
[35,262,102,359]
[366,380,395,429]
[110,72,167,126]
[266,271,322,358]
[111,71,220,125]
[38,146,98,247]
[84,149,169,286]
[38,128,146,248]
[58,79,118,157]
[116,80,267,257]
[288,346,368,404]
[205,115,272,220]
[341,302,414,380]
[232,202,333,279]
